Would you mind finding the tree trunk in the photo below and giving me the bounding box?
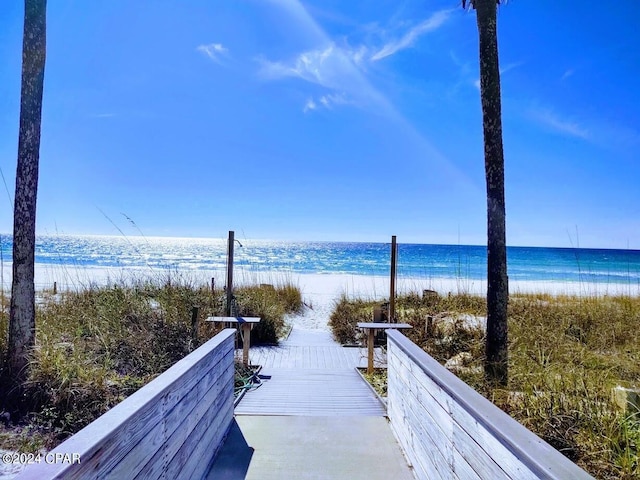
[7,0,47,398]
[475,0,508,385]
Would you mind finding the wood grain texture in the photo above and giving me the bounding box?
[235,368,386,416]
[386,330,594,480]
[133,369,233,479]
[246,328,383,370]
[17,329,236,480]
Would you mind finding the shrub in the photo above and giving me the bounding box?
[332,291,640,479]
[0,277,302,450]
[328,295,376,344]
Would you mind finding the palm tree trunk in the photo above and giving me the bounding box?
[7,0,47,396]
[475,0,508,385]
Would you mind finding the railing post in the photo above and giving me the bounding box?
[367,329,375,374]
[191,306,199,346]
[242,323,251,366]
[390,235,397,323]
[226,231,234,317]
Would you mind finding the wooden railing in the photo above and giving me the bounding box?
[18,328,237,480]
[386,330,594,480]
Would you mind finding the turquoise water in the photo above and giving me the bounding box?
[0,235,639,286]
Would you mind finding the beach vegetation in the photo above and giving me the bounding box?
[0,276,301,450]
[329,295,375,345]
[362,369,387,398]
[330,291,640,479]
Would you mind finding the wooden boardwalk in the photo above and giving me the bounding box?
[242,328,376,369]
[234,368,385,416]
[208,327,416,479]
[234,328,387,416]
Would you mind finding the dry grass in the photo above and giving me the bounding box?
[330,291,640,480]
[0,276,301,451]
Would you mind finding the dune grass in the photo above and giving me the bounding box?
[330,291,640,480]
[0,276,301,452]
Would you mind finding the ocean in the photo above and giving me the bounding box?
[0,234,639,288]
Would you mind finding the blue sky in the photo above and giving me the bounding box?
[0,1,638,248]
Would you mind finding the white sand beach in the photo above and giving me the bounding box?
[2,263,638,300]
[1,266,637,480]
[0,263,636,334]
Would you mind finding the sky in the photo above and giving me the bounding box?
[0,1,638,249]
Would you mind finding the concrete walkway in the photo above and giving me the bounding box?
[206,417,415,480]
[207,327,415,479]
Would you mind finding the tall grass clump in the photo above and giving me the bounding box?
[329,295,376,344]
[505,294,640,479]
[232,282,302,344]
[330,291,640,479]
[329,291,485,348]
[0,276,301,451]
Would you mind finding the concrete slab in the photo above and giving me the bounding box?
[205,420,254,480]
[207,416,415,480]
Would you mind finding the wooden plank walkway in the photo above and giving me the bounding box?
[234,369,385,416]
[243,328,378,370]
[208,327,416,479]
[234,328,387,416]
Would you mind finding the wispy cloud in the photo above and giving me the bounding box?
[370,9,453,61]
[303,98,317,113]
[348,45,369,67]
[196,43,229,64]
[257,42,386,113]
[319,92,349,108]
[527,103,640,151]
[256,10,452,110]
[561,68,575,81]
[449,50,471,75]
[256,4,456,112]
[255,0,478,192]
[302,92,350,113]
[257,45,343,88]
[529,107,590,140]
[501,61,524,75]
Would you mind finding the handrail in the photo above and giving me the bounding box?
[386,330,593,480]
[17,328,237,480]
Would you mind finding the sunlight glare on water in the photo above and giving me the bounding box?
[0,235,638,285]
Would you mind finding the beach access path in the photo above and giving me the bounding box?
[206,320,416,479]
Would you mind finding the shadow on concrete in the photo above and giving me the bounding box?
[205,419,254,480]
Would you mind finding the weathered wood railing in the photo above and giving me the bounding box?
[18,328,236,480]
[386,330,594,480]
